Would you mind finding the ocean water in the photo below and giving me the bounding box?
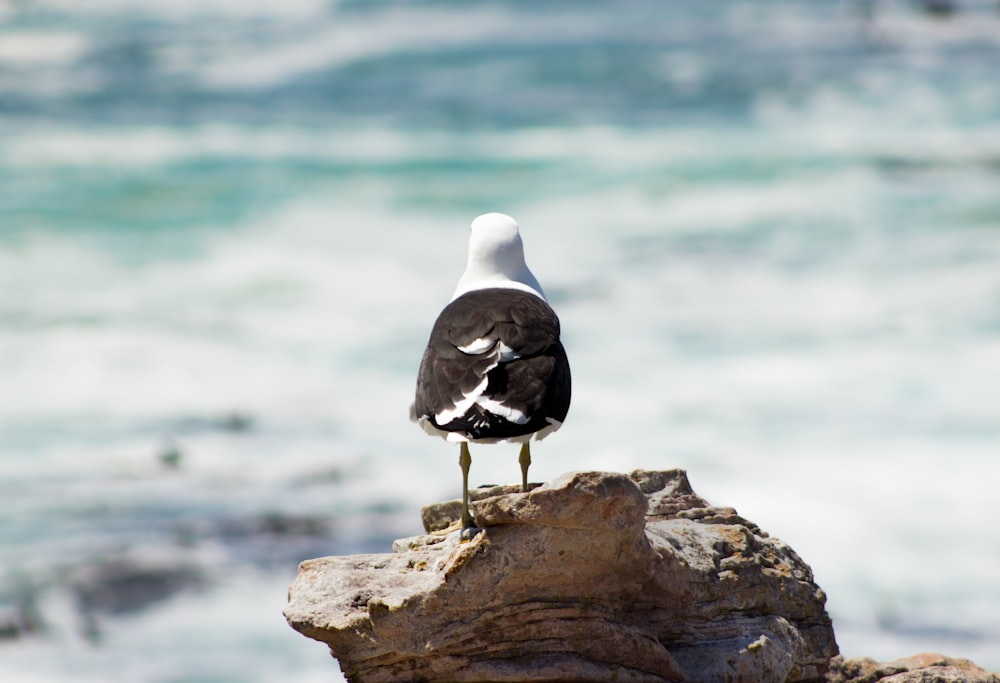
[2,0,1000,679]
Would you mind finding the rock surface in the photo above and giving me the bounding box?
[827,654,1000,683]
[285,469,840,682]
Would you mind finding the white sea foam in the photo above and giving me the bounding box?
[0,30,88,65]
[34,0,332,19]
[186,6,517,90]
[188,25,384,90]
[0,571,345,683]
[5,118,1000,177]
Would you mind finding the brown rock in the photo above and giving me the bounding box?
[285,469,838,682]
[827,654,1000,683]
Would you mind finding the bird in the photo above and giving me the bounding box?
[411,213,571,533]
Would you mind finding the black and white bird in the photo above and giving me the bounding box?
[411,213,571,531]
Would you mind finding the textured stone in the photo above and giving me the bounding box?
[285,469,838,682]
[827,654,1000,683]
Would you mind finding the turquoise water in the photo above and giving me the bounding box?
[2,1,1000,679]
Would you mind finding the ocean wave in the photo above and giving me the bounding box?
[4,116,1000,172]
[185,6,521,91]
[28,0,332,19]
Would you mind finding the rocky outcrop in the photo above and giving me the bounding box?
[827,653,1000,683]
[284,469,838,682]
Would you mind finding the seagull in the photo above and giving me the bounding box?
[411,213,571,532]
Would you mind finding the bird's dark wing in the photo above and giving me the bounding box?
[412,288,571,441]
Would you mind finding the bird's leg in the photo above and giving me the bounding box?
[518,442,531,493]
[459,442,476,531]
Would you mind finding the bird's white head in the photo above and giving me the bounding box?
[452,213,547,301]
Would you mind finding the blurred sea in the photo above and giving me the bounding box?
[2,0,1000,680]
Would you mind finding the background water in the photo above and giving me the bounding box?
[2,0,1000,679]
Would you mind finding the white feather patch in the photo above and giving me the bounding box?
[498,342,519,362]
[474,396,528,424]
[434,375,488,426]
[457,337,497,355]
[532,417,563,441]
